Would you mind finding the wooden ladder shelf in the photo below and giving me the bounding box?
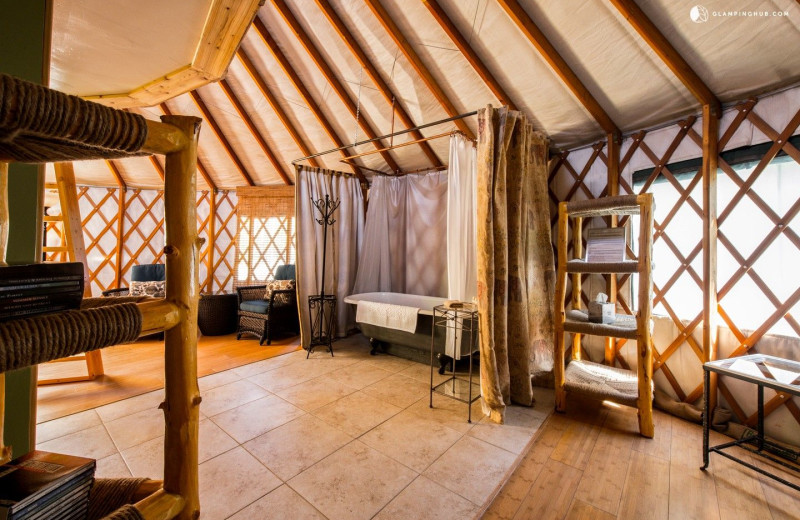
[554,194,655,438]
[38,162,104,385]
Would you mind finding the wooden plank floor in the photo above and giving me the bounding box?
[36,333,300,423]
[483,396,800,520]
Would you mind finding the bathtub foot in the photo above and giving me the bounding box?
[369,338,385,356]
[437,353,454,375]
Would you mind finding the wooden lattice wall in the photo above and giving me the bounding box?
[550,96,800,441]
[45,188,238,295]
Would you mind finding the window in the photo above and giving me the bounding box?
[633,136,800,337]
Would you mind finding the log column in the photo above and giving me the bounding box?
[160,115,202,520]
[702,105,720,411]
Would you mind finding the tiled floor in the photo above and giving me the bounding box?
[36,335,553,520]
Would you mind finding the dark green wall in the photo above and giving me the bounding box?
[1,0,49,458]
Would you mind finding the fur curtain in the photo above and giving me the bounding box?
[476,105,555,423]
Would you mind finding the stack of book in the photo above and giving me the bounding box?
[0,451,96,520]
[0,263,84,322]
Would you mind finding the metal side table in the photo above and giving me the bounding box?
[429,304,480,422]
[702,354,800,491]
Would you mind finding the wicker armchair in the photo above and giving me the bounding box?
[236,265,299,345]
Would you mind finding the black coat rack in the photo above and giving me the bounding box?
[307,193,339,357]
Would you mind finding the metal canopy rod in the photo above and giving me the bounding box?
[340,131,451,162]
[292,110,477,166]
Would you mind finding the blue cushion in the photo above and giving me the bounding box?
[275,264,295,281]
[240,300,270,314]
[131,264,166,282]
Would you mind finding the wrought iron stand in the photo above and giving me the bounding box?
[307,194,339,358]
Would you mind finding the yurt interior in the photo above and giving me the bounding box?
[2,1,800,519]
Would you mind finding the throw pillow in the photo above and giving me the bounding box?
[130,280,166,298]
[264,279,295,305]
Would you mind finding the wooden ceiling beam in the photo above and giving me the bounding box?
[252,15,367,184]
[159,103,217,191]
[148,156,165,181]
[219,78,293,185]
[423,0,517,112]
[188,89,256,186]
[363,0,475,140]
[236,48,322,169]
[270,0,400,172]
[314,0,442,168]
[105,160,127,189]
[496,0,619,137]
[610,0,721,117]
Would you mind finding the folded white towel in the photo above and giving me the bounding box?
[356,300,419,333]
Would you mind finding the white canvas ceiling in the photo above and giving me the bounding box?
[46,0,800,190]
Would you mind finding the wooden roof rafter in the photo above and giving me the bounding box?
[363,0,475,140]
[270,0,400,173]
[218,78,293,185]
[236,48,322,169]
[314,0,442,168]
[422,0,518,111]
[609,0,721,116]
[188,89,256,186]
[105,160,126,188]
[252,15,367,184]
[496,0,620,139]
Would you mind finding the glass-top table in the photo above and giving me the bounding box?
[702,354,800,491]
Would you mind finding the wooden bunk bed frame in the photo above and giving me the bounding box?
[0,74,202,520]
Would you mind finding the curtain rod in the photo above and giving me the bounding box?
[291,110,478,165]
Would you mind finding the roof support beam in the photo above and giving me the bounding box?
[270,0,400,172]
[252,16,367,184]
[422,0,517,111]
[159,103,217,191]
[609,0,721,117]
[105,160,127,189]
[363,0,475,140]
[496,0,619,137]
[188,90,256,186]
[236,49,321,169]
[315,0,442,168]
[219,79,293,185]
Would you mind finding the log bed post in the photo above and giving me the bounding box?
[702,104,720,412]
[637,193,655,438]
[159,115,202,520]
[571,216,583,360]
[554,202,568,412]
[0,161,9,463]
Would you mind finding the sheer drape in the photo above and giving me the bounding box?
[446,133,478,358]
[296,166,364,348]
[352,171,448,297]
[476,106,555,423]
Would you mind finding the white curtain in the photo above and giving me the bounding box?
[352,171,448,297]
[296,166,364,348]
[446,133,478,358]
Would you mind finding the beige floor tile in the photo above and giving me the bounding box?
[122,419,240,479]
[199,447,281,520]
[363,355,416,374]
[95,390,164,423]
[360,410,463,473]
[326,360,394,390]
[374,475,479,520]
[228,485,326,520]
[468,421,542,454]
[399,361,452,386]
[276,374,357,412]
[95,453,132,478]
[362,373,431,409]
[38,424,117,460]
[497,403,551,428]
[210,394,305,443]
[247,360,340,393]
[200,379,271,416]
[531,386,556,411]
[289,440,417,520]
[244,414,352,481]
[327,335,373,359]
[105,406,165,451]
[37,409,101,443]
[424,436,518,506]
[406,395,483,434]
[231,352,302,379]
[312,391,402,437]
[198,370,242,392]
